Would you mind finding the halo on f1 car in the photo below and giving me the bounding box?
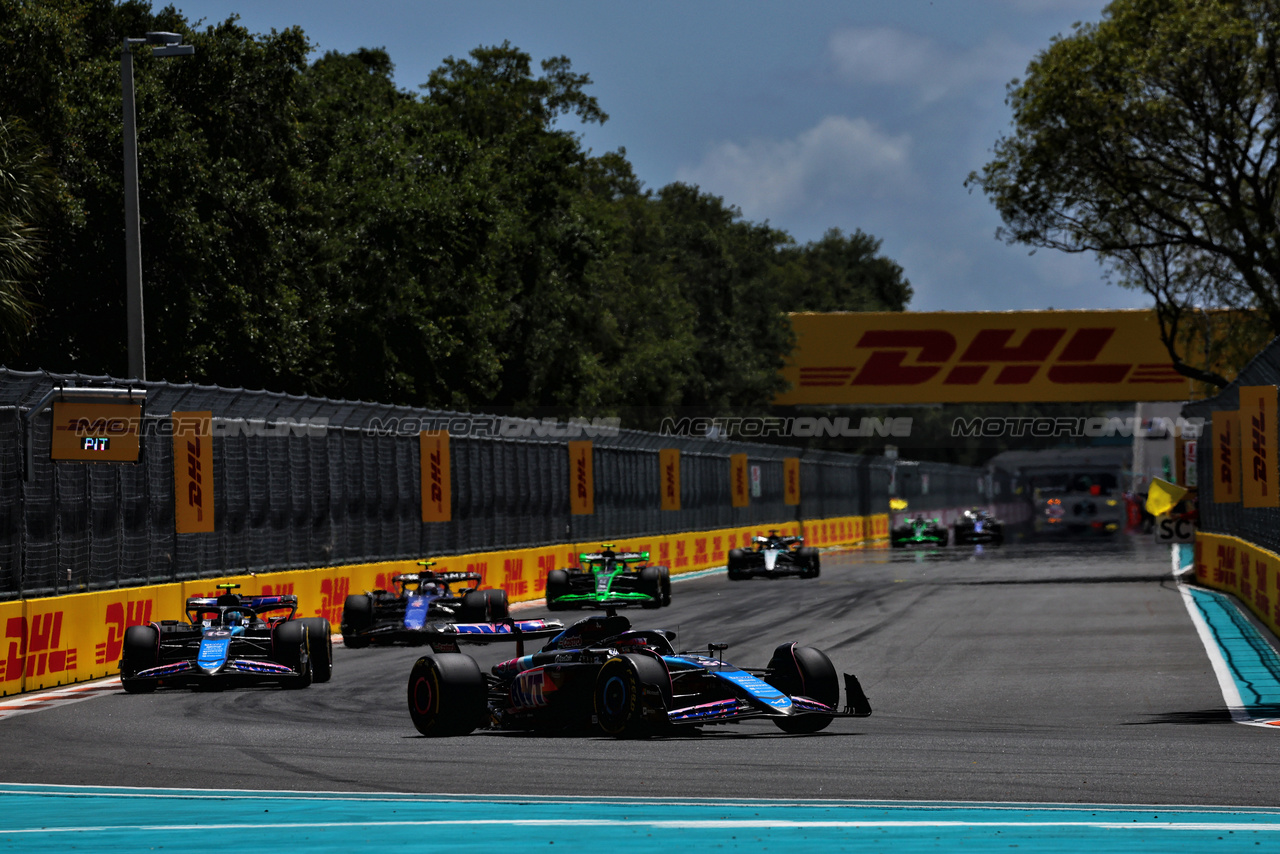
[119,583,332,692]
[340,560,510,647]
[544,544,671,610]
[406,609,872,738]
[726,531,820,580]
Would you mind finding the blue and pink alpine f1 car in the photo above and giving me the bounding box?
[407,612,872,737]
[119,584,332,691]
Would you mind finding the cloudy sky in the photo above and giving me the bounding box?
[171,0,1137,313]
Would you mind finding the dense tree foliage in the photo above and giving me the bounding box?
[1,0,911,415]
[968,0,1280,387]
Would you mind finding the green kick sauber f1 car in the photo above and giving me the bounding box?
[889,515,949,547]
[545,544,672,610]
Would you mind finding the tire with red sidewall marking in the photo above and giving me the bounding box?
[407,653,486,736]
[765,643,838,734]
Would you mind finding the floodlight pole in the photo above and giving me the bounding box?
[122,32,194,382]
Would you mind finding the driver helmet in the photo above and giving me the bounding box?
[222,608,245,626]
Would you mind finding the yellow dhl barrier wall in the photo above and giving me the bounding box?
[1193,533,1280,640]
[0,514,887,697]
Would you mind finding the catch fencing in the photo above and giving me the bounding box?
[1183,338,1280,553]
[0,369,900,600]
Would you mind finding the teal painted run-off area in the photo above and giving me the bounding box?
[1186,584,1280,712]
[2,784,1280,852]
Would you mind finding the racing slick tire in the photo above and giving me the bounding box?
[273,620,313,689]
[545,569,571,610]
[797,548,821,579]
[765,643,839,734]
[594,653,672,738]
[639,567,663,609]
[726,549,747,581]
[340,594,374,648]
[658,567,672,606]
[407,653,487,737]
[460,588,511,622]
[299,617,333,683]
[485,588,511,620]
[120,625,159,694]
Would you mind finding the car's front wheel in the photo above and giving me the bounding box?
[765,643,838,734]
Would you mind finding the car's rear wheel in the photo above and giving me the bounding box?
[120,625,159,694]
[340,594,373,648]
[407,653,486,736]
[765,642,838,734]
[485,588,510,620]
[638,567,663,609]
[299,617,333,683]
[273,620,313,689]
[594,653,671,738]
[658,567,672,606]
[545,569,570,610]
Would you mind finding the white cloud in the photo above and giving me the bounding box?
[675,116,913,220]
[828,27,1032,103]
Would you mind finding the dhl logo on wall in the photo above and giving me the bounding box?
[0,514,888,696]
[777,310,1193,404]
[1195,533,1280,641]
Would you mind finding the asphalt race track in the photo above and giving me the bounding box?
[2,534,1276,807]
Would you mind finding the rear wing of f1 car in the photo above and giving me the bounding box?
[423,617,564,656]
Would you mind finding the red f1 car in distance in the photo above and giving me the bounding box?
[341,560,510,648]
[407,611,872,738]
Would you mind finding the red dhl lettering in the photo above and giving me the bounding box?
[260,583,295,596]
[187,436,204,520]
[1220,426,1234,488]
[576,453,590,500]
[95,599,154,664]
[317,577,351,623]
[503,557,529,598]
[796,327,1180,387]
[1,612,78,682]
[1252,409,1269,495]
[429,449,444,505]
[665,462,677,498]
[467,561,488,584]
[535,554,557,593]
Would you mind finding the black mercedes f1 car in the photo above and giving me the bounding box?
[119,584,332,692]
[406,612,872,738]
[726,532,820,580]
[341,561,510,647]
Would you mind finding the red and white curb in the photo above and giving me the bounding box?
[0,678,121,721]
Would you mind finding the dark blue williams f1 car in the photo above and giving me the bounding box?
[407,612,872,738]
[119,584,332,692]
[341,561,511,648]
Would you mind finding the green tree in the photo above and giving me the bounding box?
[967,0,1280,387]
[0,116,54,357]
[772,227,912,313]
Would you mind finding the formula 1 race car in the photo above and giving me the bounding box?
[544,545,671,610]
[119,584,332,692]
[407,611,872,738]
[890,515,949,547]
[726,532,820,580]
[340,561,509,648]
[952,508,1004,545]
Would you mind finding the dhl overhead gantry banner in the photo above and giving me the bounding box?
[776,310,1192,404]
